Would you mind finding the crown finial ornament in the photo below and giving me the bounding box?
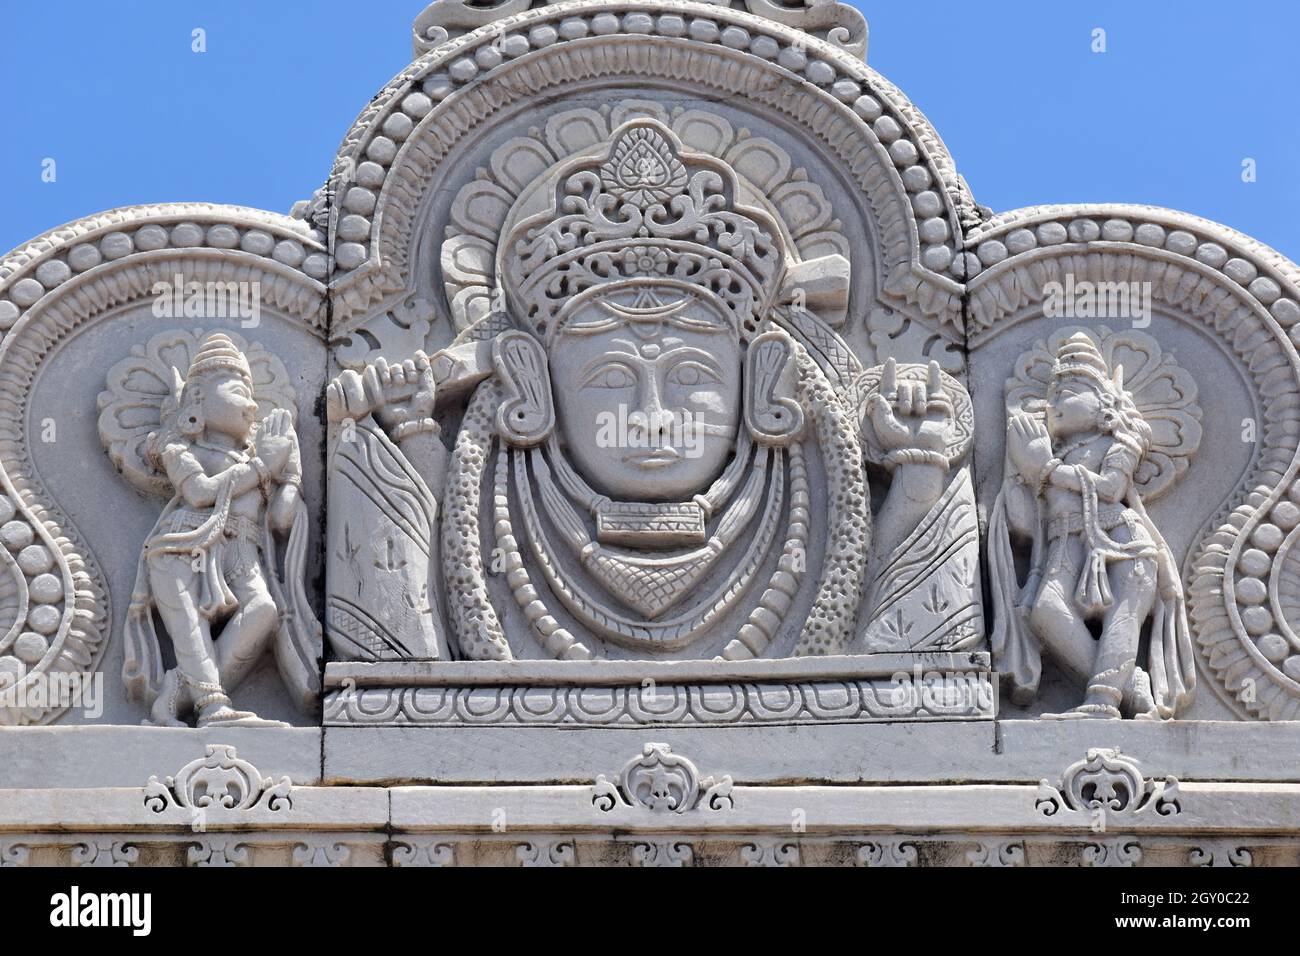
[600,125,689,209]
[500,119,787,343]
[1051,332,1114,387]
[186,332,254,385]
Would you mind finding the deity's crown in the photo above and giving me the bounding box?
[186,332,253,386]
[1052,332,1114,388]
[499,119,787,342]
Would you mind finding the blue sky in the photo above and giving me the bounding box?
[2,1,1297,259]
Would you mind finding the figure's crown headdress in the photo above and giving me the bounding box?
[499,119,787,343]
[1052,332,1116,389]
[186,332,253,385]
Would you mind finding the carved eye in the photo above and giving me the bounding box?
[582,364,637,389]
[666,361,720,387]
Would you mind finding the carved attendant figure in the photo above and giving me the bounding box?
[990,331,1199,719]
[101,332,321,726]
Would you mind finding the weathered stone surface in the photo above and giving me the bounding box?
[0,727,322,789]
[0,0,1297,864]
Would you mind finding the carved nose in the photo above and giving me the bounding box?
[631,408,677,443]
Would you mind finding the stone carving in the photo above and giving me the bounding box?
[99,331,322,726]
[1080,839,1141,868]
[327,1,967,334]
[391,838,456,868]
[1036,749,1180,820]
[855,840,918,867]
[966,841,1025,867]
[989,328,1200,719]
[629,839,694,868]
[292,840,353,868]
[326,116,980,664]
[0,842,30,867]
[411,0,870,60]
[592,743,733,813]
[1188,842,1253,868]
[848,359,982,651]
[72,840,139,868]
[3,0,1300,868]
[741,838,800,867]
[966,208,1300,721]
[143,744,293,814]
[323,664,995,727]
[187,838,251,868]
[516,839,576,868]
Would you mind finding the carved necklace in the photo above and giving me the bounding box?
[544,430,754,547]
[495,437,806,654]
[529,438,771,620]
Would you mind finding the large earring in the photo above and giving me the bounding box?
[744,331,804,446]
[493,331,555,447]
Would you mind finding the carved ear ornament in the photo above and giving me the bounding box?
[745,331,804,446]
[493,331,554,447]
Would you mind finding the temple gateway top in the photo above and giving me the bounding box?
[0,0,1298,869]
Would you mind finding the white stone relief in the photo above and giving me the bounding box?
[323,665,995,727]
[293,839,353,868]
[1080,839,1141,869]
[593,743,733,814]
[967,209,1300,721]
[1188,842,1253,868]
[0,841,29,867]
[989,328,1200,719]
[741,838,801,867]
[391,838,456,868]
[629,839,694,868]
[410,0,869,60]
[1,0,1300,867]
[187,838,251,868]
[72,840,139,868]
[966,841,1025,868]
[855,840,918,867]
[516,839,576,868]
[1036,749,1180,821]
[99,330,322,727]
[326,114,981,667]
[143,745,293,815]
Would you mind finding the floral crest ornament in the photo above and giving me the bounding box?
[1036,749,1181,819]
[592,743,734,814]
[144,745,293,814]
[601,126,689,208]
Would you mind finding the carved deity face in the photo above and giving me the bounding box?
[191,370,258,442]
[547,294,742,502]
[1046,374,1104,441]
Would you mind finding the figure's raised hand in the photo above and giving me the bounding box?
[1006,413,1054,480]
[867,359,954,455]
[368,352,438,433]
[326,368,370,424]
[256,408,295,476]
[326,352,438,435]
